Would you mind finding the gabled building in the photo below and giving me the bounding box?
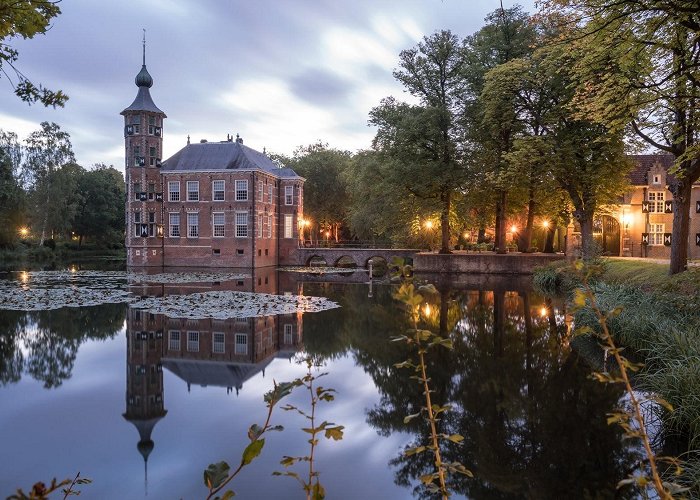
[122,48,304,267]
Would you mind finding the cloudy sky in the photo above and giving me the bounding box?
[1,0,535,170]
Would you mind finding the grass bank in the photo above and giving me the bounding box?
[534,259,700,488]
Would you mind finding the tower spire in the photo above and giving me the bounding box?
[142,28,146,66]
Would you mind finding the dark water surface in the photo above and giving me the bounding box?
[0,267,641,499]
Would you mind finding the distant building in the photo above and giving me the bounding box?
[122,48,304,267]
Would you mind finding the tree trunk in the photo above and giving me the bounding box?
[578,213,595,260]
[494,199,502,250]
[496,190,508,254]
[439,189,451,254]
[477,226,486,244]
[519,194,536,252]
[670,177,692,274]
[544,220,557,253]
[78,235,83,249]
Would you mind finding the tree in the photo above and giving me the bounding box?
[0,130,26,246]
[0,0,67,106]
[71,164,125,247]
[372,30,469,253]
[542,0,700,272]
[22,121,75,245]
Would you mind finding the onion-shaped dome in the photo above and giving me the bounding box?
[135,65,153,88]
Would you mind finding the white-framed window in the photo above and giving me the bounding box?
[187,212,199,238]
[649,223,664,245]
[235,333,247,354]
[187,331,199,352]
[213,212,225,237]
[258,180,263,199]
[133,211,141,237]
[235,180,248,201]
[652,174,661,185]
[168,181,180,202]
[284,214,293,238]
[258,214,263,238]
[212,332,225,354]
[648,191,665,213]
[169,330,181,350]
[284,324,293,344]
[133,182,141,201]
[187,181,199,201]
[268,185,273,204]
[212,180,225,201]
[236,211,248,237]
[284,185,293,205]
[169,213,180,237]
[130,115,140,134]
[267,215,272,238]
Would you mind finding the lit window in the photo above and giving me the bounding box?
[187,181,199,201]
[213,212,225,237]
[284,214,293,238]
[168,181,180,202]
[285,185,293,205]
[187,331,199,352]
[169,331,180,350]
[212,180,225,201]
[235,333,247,354]
[649,223,664,245]
[187,212,199,238]
[236,212,248,237]
[169,213,180,237]
[212,332,225,354]
[235,180,248,201]
[648,191,665,213]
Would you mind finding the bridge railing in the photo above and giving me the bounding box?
[298,239,402,249]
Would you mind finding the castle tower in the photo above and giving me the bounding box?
[122,32,167,267]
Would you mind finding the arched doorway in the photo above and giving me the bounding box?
[593,215,620,256]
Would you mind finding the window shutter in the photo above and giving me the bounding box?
[154,126,161,136]
[140,223,149,237]
[642,201,650,213]
[664,200,673,213]
[641,233,649,245]
[125,125,134,135]
[664,233,672,246]
[139,192,148,202]
[155,192,163,202]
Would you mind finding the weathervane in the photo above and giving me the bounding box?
[142,28,146,65]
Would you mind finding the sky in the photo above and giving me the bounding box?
[0,0,535,171]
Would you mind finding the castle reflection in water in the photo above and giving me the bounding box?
[122,268,304,470]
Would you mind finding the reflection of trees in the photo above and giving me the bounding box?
[0,303,125,388]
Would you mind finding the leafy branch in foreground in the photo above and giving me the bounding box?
[8,471,91,499]
[392,283,472,498]
[274,356,344,500]
[203,380,295,500]
[572,261,685,498]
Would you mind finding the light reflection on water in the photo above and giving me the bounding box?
[0,268,644,499]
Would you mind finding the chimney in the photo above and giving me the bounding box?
[200,139,207,143]
[236,133,243,144]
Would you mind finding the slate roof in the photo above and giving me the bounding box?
[161,357,273,390]
[160,140,302,179]
[628,154,674,185]
[121,86,166,116]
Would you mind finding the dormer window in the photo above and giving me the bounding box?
[652,174,661,185]
[130,116,140,134]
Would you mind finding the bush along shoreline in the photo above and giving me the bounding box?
[0,241,125,271]
[534,259,700,492]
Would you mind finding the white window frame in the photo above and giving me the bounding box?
[258,214,263,238]
[187,331,200,352]
[268,185,273,204]
[186,181,199,201]
[168,181,180,202]
[169,330,181,350]
[187,212,199,238]
[284,185,293,205]
[267,215,272,238]
[213,212,225,237]
[235,180,248,201]
[236,211,248,238]
[284,324,293,344]
[212,180,225,201]
[648,191,665,213]
[212,332,225,354]
[169,212,180,237]
[652,174,661,185]
[284,214,293,239]
[649,223,664,246]
[235,333,248,355]
[258,180,263,199]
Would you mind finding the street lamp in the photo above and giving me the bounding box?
[18,227,29,238]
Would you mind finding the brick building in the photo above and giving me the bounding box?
[122,50,304,267]
[568,154,700,258]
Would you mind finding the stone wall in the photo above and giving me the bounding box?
[413,253,565,274]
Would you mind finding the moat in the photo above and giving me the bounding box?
[0,265,647,498]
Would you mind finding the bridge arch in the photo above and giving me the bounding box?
[334,255,357,268]
[365,256,389,277]
[305,255,328,267]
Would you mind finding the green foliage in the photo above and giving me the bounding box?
[0,0,67,107]
[8,472,91,499]
[0,130,26,247]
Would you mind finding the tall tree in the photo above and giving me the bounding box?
[0,0,67,106]
[22,121,75,245]
[0,130,25,246]
[542,0,700,272]
[372,30,468,253]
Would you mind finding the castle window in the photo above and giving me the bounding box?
[653,174,661,185]
[213,212,225,237]
[267,215,272,238]
[235,211,248,237]
[130,116,140,134]
[168,181,180,202]
[169,213,180,237]
[235,180,248,201]
[187,181,199,201]
[133,182,141,201]
[187,212,199,238]
[169,330,180,350]
[187,331,199,352]
[148,116,156,135]
[648,191,664,212]
[284,324,293,344]
[235,334,248,355]
[212,180,225,201]
[268,185,273,204]
[258,214,263,238]
[149,146,157,166]
[133,211,141,237]
[284,214,293,238]
[285,185,293,205]
[212,332,225,354]
[259,180,263,199]
[148,211,156,237]
[648,223,664,245]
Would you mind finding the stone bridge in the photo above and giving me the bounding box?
[293,247,419,268]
